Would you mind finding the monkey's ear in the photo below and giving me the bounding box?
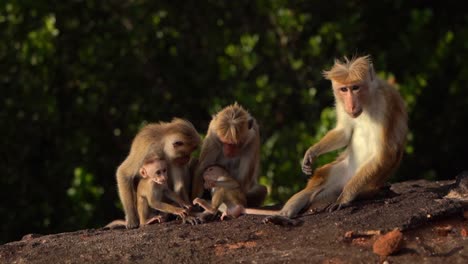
[139,168,148,178]
[248,118,254,129]
[369,63,375,81]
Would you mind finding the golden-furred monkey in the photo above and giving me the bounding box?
[265,55,407,224]
[192,103,267,207]
[116,118,201,228]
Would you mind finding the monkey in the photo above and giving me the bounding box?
[193,165,247,220]
[116,118,201,228]
[193,165,280,220]
[106,157,199,228]
[264,55,408,224]
[136,157,199,225]
[192,103,267,208]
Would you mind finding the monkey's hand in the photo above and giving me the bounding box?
[182,215,201,225]
[302,148,317,175]
[173,208,188,218]
[181,202,193,211]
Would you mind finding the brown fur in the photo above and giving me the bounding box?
[265,55,408,223]
[116,118,200,228]
[192,104,266,207]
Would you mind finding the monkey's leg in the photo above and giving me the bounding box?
[263,165,334,225]
[221,204,245,220]
[137,196,150,226]
[116,167,139,229]
[326,160,381,212]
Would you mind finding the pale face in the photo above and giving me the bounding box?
[164,133,198,166]
[333,81,368,118]
[140,160,168,186]
[203,165,228,182]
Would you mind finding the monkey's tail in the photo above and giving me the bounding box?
[244,208,279,216]
[103,219,127,229]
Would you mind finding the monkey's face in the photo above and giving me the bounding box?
[140,160,168,186]
[164,134,199,166]
[334,81,368,118]
[218,135,246,158]
[223,142,241,157]
[203,165,227,181]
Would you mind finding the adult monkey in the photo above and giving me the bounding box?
[116,118,201,228]
[192,103,267,207]
[265,55,407,224]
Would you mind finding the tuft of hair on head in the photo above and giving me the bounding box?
[144,148,165,165]
[166,118,201,144]
[204,164,229,173]
[322,55,372,83]
[215,103,249,144]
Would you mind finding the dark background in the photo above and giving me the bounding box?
[1,0,467,244]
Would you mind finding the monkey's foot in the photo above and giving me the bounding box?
[182,216,202,225]
[220,212,232,221]
[262,215,303,226]
[195,211,219,223]
[146,215,165,225]
[126,218,140,229]
[326,202,350,212]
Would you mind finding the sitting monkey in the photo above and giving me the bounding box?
[106,157,199,228]
[137,157,200,225]
[193,165,247,220]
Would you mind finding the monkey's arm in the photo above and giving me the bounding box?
[193,197,217,214]
[116,167,139,228]
[237,127,261,193]
[165,189,192,210]
[211,177,240,189]
[192,131,222,199]
[147,194,187,217]
[302,128,351,175]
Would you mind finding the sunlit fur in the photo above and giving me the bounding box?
[323,55,372,83]
[213,103,249,144]
[273,55,408,219]
[193,165,247,220]
[116,118,201,228]
[192,103,266,207]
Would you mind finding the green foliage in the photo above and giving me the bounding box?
[1,0,468,243]
[67,167,104,227]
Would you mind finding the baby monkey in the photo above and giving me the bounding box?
[137,157,199,225]
[193,165,247,220]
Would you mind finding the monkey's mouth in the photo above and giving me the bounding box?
[350,109,363,118]
[153,179,167,185]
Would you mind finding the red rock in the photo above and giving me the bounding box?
[372,229,403,256]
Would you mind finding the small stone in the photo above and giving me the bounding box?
[435,225,453,236]
[372,229,403,256]
[460,227,468,237]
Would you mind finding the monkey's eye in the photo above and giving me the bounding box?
[162,169,167,173]
[351,85,360,91]
[340,87,347,92]
[173,141,184,147]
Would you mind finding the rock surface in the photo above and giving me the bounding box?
[1,178,468,263]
